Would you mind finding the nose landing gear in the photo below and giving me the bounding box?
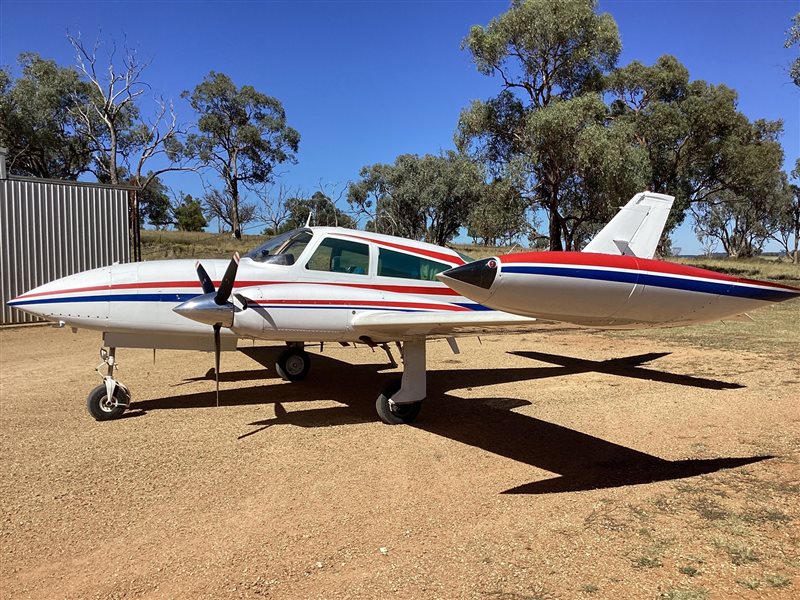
[86,347,131,421]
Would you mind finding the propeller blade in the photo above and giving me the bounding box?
[195,262,215,294]
[215,253,240,305]
[233,293,253,310]
[213,323,221,407]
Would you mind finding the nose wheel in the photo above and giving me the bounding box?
[86,383,130,421]
[87,347,131,421]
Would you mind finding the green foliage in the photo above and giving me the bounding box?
[691,179,790,258]
[135,173,172,229]
[607,56,786,240]
[460,1,787,252]
[467,177,531,246]
[786,13,800,87]
[182,72,300,238]
[463,0,620,107]
[459,0,628,250]
[0,53,92,179]
[771,159,800,262]
[348,151,484,246]
[277,191,355,233]
[174,194,207,232]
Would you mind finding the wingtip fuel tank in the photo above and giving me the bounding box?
[439,252,800,328]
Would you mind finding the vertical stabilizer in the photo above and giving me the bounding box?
[582,192,675,259]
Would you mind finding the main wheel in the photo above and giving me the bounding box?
[276,347,311,381]
[86,384,129,421]
[376,378,423,425]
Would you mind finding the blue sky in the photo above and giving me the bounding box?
[1,0,798,253]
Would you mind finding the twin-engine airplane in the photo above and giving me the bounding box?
[8,192,800,424]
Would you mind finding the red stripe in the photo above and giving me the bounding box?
[253,299,469,311]
[241,281,459,296]
[16,279,459,300]
[340,233,465,265]
[500,252,800,292]
[15,280,204,300]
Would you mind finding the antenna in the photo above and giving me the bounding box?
[304,211,313,227]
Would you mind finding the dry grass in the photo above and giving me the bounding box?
[141,229,261,260]
[605,292,800,359]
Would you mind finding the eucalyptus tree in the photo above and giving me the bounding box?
[0,53,92,179]
[466,176,532,246]
[174,194,207,232]
[348,151,484,246]
[607,55,786,239]
[182,72,300,238]
[457,0,629,250]
[282,191,355,231]
[786,12,800,87]
[771,160,800,263]
[690,185,787,258]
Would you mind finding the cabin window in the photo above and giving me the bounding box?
[306,237,370,275]
[377,248,450,281]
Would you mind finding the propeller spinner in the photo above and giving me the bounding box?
[173,253,240,405]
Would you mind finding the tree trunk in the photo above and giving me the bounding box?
[547,194,563,251]
[109,126,119,185]
[231,180,241,239]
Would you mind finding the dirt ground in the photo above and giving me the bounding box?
[1,324,798,600]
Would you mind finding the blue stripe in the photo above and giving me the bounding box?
[455,302,494,311]
[255,304,424,313]
[8,293,198,307]
[502,265,799,302]
[9,294,489,313]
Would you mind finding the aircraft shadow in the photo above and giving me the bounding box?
[134,349,766,494]
[510,351,745,390]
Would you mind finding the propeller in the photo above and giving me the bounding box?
[176,253,241,406]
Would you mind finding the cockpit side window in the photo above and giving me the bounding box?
[306,237,370,275]
[377,248,450,281]
[246,229,313,264]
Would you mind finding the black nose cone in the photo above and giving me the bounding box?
[440,258,498,289]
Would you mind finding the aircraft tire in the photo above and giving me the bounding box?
[376,378,423,425]
[276,347,311,382]
[86,384,128,421]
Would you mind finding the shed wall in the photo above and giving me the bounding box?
[1,178,130,324]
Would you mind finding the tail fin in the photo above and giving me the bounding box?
[582,191,675,259]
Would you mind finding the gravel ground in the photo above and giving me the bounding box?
[1,325,798,599]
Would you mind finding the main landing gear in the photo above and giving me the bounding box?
[375,340,426,425]
[86,347,130,421]
[277,340,427,425]
[276,343,311,382]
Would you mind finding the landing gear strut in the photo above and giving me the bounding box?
[376,340,426,425]
[86,347,130,421]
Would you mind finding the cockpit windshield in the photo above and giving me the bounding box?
[245,229,313,265]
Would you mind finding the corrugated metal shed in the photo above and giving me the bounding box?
[1,169,133,324]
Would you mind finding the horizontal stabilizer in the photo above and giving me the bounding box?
[583,191,675,259]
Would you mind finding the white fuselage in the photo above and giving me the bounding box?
[8,228,483,348]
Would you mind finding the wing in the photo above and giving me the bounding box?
[350,310,555,340]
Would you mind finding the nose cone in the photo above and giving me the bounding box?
[6,288,49,319]
[437,258,498,302]
[7,266,111,322]
[174,293,234,328]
